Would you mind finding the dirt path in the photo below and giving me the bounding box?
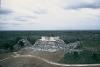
[0,54,100,67]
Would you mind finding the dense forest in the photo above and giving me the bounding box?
[0,30,100,64]
[0,31,100,52]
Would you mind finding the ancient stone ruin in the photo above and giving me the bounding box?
[32,36,67,52]
[14,36,81,53]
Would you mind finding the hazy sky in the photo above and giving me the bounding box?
[0,0,100,30]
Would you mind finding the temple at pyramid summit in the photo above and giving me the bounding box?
[40,36,60,41]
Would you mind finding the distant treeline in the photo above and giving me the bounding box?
[0,31,100,53]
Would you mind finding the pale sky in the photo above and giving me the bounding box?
[0,0,100,30]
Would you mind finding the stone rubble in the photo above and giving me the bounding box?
[14,37,82,53]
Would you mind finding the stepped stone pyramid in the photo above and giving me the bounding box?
[15,36,81,53]
[32,36,67,52]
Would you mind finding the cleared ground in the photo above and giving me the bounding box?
[0,54,100,67]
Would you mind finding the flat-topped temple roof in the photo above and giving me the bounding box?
[40,36,60,41]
